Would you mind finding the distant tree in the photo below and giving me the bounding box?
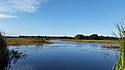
[98,35,104,40]
[74,34,84,39]
[90,34,99,40]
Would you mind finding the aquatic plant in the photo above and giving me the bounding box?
[112,21,125,70]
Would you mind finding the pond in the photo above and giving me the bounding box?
[6,40,117,70]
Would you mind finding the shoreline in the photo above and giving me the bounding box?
[5,38,119,48]
[61,39,118,44]
[61,39,119,48]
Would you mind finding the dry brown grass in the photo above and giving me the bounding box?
[6,38,53,46]
[62,39,118,44]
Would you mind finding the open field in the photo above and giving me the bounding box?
[6,38,53,46]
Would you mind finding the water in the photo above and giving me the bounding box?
[6,40,117,70]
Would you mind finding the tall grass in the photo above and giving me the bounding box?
[112,21,125,70]
[0,31,6,47]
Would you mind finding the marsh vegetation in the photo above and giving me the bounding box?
[6,38,53,46]
[0,32,27,70]
[112,22,125,70]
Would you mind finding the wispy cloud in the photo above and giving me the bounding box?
[0,0,44,13]
[0,14,18,19]
[0,0,45,19]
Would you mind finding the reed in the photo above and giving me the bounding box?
[112,21,125,70]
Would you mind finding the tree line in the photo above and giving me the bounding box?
[5,34,117,40]
[74,34,117,40]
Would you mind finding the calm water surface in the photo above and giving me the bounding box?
[8,40,117,70]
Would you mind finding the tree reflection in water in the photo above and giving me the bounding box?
[0,46,27,70]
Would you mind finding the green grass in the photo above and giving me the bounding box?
[112,22,125,70]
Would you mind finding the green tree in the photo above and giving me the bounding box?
[74,34,84,39]
[90,34,99,40]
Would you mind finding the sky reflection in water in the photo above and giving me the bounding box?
[8,40,117,70]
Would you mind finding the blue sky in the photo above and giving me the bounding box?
[0,0,125,36]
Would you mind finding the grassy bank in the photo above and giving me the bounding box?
[6,38,53,46]
[62,39,118,44]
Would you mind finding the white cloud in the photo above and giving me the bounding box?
[0,0,44,13]
[0,0,46,19]
[0,14,18,19]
